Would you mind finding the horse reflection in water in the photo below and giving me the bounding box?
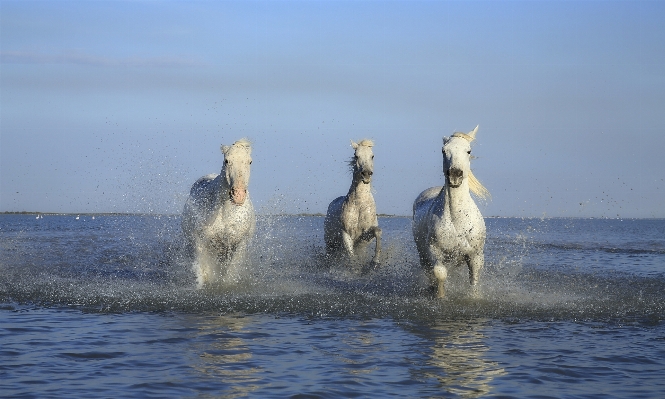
[413,126,490,297]
[325,139,382,271]
[190,315,260,397]
[411,320,505,397]
[182,139,255,287]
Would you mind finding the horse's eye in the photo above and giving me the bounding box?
[467,151,471,155]
[249,160,252,165]
[371,155,374,159]
[225,159,229,164]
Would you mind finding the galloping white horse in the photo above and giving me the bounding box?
[412,126,490,297]
[182,139,255,286]
[324,139,382,267]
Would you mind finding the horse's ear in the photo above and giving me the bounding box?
[443,136,449,145]
[350,140,358,149]
[221,145,230,155]
[468,125,479,140]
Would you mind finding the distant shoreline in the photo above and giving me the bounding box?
[0,211,155,217]
[1,211,663,220]
[0,211,404,218]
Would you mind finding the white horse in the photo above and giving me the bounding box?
[412,126,490,297]
[182,139,256,286]
[324,139,382,267]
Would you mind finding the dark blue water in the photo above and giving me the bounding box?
[1,215,664,398]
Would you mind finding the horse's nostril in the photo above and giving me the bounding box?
[448,168,463,179]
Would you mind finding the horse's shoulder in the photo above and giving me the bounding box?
[327,195,346,212]
[413,186,442,212]
[416,186,443,202]
[195,173,219,185]
[190,173,219,194]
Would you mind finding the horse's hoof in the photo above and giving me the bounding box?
[425,285,445,299]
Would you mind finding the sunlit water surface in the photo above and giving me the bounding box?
[1,215,664,398]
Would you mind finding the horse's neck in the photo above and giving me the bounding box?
[213,171,231,205]
[347,176,372,203]
[439,181,476,221]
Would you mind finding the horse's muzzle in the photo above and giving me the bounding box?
[230,187,247,205]
[446,168,464,187]
[361,170,373,184]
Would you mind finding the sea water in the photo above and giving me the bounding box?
[1,214,664,398]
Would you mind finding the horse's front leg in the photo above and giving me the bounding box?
[224,242,246,284]
[428,244,448,298]
[341,230,355,257]
[360,226,382,265]
[342,230,364,272]
[432,260,448,298]
[372,226,382,265]
[466,251,484,286]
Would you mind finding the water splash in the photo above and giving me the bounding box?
[1,215,664,323]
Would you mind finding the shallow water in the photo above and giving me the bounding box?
[1,215,664,398]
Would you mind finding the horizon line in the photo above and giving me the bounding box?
[1,211,662,220]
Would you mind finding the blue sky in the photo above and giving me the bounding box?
[1,1,664,217]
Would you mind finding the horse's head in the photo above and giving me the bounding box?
[442,126,490,199]
[350,139,375,184]
[221,139,252,205]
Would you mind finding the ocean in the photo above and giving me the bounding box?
[1,214,664,398]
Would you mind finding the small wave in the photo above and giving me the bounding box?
[1,215,664,324]
[537,242,665,256]
[2,250,664,325]
[58,351,126,360]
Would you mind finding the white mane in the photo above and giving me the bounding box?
[450,132,490,200]
[355,139,374,147]
[231,138,251,149]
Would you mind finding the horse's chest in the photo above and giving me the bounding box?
[341,203,375,237]
[204,206,254,242]
[430,214,484,253]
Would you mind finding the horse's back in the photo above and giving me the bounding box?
[324,195,346,249]
[188,173,218,196]
[325,196,345,219]
[413,186,441,220]
[182,174,219,240]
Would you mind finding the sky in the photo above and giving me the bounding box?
[1,1,664,218]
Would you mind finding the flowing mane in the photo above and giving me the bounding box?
[451,132,474,141]
[451,132,490,200]
[468,171,490,200]
[231,138,251,150]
